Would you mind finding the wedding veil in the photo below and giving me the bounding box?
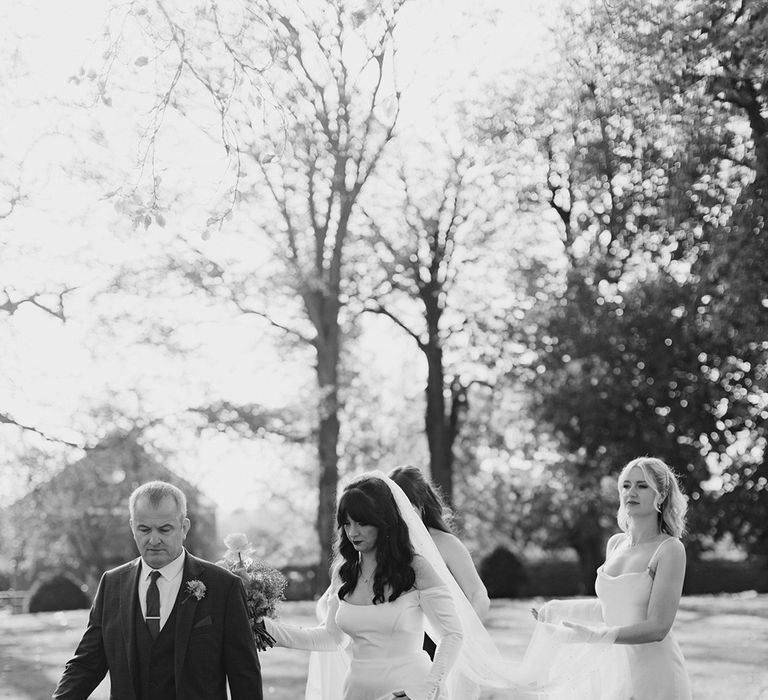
[305,470,621,700]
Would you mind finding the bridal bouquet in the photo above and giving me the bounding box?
[218,533,287,651]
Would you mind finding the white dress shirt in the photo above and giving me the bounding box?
[138,550,186,631]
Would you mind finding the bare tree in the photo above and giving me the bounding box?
[98,0,409,591]
[360,138,515,505]
[238,1,407,589]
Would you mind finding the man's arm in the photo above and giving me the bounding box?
[223,577,263,700]
[52,574,109,699]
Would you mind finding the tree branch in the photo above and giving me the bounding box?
[188,400,309,442]
[0,412,83,448]
[363,301,424,350]
[0,288,76,321]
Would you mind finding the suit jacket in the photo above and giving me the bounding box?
[52,552,263,700]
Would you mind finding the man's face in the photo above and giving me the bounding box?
[130,495,190,569]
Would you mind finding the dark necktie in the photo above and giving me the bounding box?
[146,570,161,639]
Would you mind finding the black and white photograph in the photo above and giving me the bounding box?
[1,0,766,698]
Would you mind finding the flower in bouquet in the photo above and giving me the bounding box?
[222,533,252,562]
[218,533,287,651]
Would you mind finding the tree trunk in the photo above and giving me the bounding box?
[315,408,339,593]
[424,341,452,504]
[570,506,606,595]
[314,321,340,594]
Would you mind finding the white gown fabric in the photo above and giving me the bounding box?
[266,573,462,700]
[274,472,635,700]
[335,587,450,699]
[534,538,692,700]
[595,542,692,699]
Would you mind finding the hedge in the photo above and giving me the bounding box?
[26,572,91,613]
[479,553,768,599]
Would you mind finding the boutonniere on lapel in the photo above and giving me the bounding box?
[183,579,207,603]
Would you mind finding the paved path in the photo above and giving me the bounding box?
[1,594,766,699]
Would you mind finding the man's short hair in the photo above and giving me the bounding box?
[129,481,188,520]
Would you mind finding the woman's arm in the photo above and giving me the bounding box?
[612,538,686,644]
[432,530,491,620]
[399,555,464,700]
[263,573,345,652]
[563,539,686,645]
[263,609,344,652]
[535,598,604,625]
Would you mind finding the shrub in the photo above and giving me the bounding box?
[684,556,768,595]
[281,565,317,601]
[520,555,768,597]
[0,570,12,590]
[26,572,91,613]
[522,559,583,597]
[479,546,528,599]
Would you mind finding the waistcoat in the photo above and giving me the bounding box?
[134,590,181,700]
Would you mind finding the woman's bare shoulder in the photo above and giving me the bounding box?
[657,536,686,559]
[429,529,464,554]
[412,553,443,589]
[606,532,627,554]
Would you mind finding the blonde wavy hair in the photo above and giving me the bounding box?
[616,457,688,538]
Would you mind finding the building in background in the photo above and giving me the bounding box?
[1,430,217,592]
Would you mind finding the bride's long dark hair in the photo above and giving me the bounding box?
[336,476,415,604]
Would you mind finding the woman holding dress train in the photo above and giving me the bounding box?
[533,456,692,700]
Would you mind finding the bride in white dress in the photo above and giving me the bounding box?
[533,456,692,699]
[266,469,670,699]
[264,474,464,700]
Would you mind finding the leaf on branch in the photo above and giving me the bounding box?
[155,213,166,227]
[134,56,149,67]
[259,153,276,164]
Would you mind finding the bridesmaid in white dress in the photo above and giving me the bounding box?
[389,466,491,700]
[533,456,692,699]
[264,474,464,700]
[389,466,490,621]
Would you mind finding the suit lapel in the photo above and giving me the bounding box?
[120,558,142,697]
[174,552,205,690]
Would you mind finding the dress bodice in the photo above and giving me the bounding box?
[335,589,425,661]
[595,566,655,626]
[592,539,692,700]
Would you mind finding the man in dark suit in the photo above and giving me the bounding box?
[53,480,263,700]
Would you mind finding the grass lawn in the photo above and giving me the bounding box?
[1,593,766,699]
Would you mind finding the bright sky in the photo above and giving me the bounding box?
[1,0,558,512]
